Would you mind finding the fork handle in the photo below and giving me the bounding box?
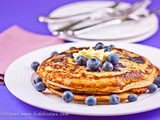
[68,19,122,35]
[39,2,120,24]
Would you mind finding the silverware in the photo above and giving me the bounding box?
[126,9,156,21]
[53,7,160,36]
[66,0,151,35]
[52,0,150,35]
[40,0,150,24]
[39,2,120,24]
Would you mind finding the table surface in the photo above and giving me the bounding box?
[0,0,160,120]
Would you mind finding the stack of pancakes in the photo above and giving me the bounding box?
[36,47,159,102]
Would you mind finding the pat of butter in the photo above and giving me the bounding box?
[73,47,114,62]
[44,66,53,71]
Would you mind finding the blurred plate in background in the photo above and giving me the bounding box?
[48,1,158,42]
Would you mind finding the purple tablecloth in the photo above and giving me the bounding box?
[0,0,160,120]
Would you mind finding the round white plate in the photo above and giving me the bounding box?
[48,1,159,42]
[5,42,160,116]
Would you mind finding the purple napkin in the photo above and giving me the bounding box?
[0,25,63,82]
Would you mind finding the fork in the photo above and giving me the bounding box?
[67,10,156,35]
[66,0,151,35]
[39,2,120,24]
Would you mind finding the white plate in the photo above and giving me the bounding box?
[48,1,159,42]
[5,42,160,116]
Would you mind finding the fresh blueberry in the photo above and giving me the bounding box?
[69,46,76,49]
[109,94,120,105]
[50,51,58,57]
[94,42,105,50]
[128,94,138,102]
[87,58,101,70]
[76,56,87,66]
[103,46,112,52]
[85,96,97,106]
[157,74,160,77]
[109,45,115,48]
[31,61,40,71]
[154,77,160,87]
[148,84,158,93]
[35,82,46,92]
[34,76,42,84]
[62,91,74,103]
[102,62,113,71]
[107,53,119,65]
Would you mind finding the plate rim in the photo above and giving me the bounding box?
[56,24,158,43]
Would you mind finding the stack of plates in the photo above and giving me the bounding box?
[48,1,159,43]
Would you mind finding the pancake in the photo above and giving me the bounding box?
[36,46,159,101]
[47,87,146,102]
[45,83,148,101]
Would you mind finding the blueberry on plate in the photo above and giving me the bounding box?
[94,42,105,50]
[35,82,46,92]
[31,61,40,71]
[148,84,158,93]
[50,51,58,57]
[76,56,87,66]
[85,96,97,106]
[109,94,120,105]
[34,76,42,84]
[128,94,138,102]
[157,74,160,77]
[102,62,113,71]
[154,77,160,87]
[87,58,101,70]
[107,53,119,65]
[62,91,74,103]
[103,46,112,52]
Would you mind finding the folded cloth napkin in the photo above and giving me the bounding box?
[0,25,63,82]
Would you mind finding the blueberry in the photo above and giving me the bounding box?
[109,45,115,48]
[128,94,138,102]
[103,46,112,52]
[107,53,119,65]
[85,96,97,106]
[87,58,101,70]
[62,91,74,103]
[50,51,58,57]
[76,56,87,66]
[148,84,158,93]
[69,46,76,49]
[35,82,46,92]
[109,94,120,105]
[154,77,160,87]
[34,76,42,84]
[94,42,105,50]
[31,61,40,71]
[102,62,113,71]
[157,74,160,77]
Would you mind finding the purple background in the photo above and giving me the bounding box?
[0,0,160,120]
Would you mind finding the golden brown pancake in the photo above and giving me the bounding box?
[45,84,148,101]
[36,47,159,101]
